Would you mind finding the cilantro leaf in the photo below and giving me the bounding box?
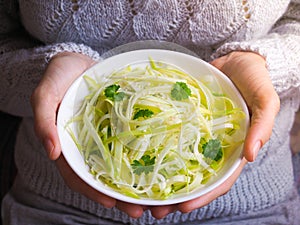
[131,155,156,175]
[104,84,120,98]
[104,84,125,101]
[113,92,125,101]
[202,139,223,161]
[171,82,192,100]
[133,109,154,120]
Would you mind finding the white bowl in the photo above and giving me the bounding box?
[57,49,249,206]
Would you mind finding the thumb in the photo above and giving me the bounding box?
[31,75,62,160]
[243,95,280,162]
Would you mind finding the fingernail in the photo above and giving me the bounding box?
[252,140,262,161]
[44,139,54,159]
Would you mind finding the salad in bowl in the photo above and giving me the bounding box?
[57,49,249,205]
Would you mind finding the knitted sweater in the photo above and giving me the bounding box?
[1,0,300,224]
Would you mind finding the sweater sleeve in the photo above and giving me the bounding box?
[0,0,101,117]
[212,0,300,97]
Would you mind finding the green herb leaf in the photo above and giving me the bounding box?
[171,82,191,100]
[104,84,120,98]
[133,109,154,120]
[131,155,156,175]
[113,92,125,101]
[202,139,223,161]
[104,84,125,101]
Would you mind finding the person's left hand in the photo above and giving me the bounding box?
[148,51,280,219]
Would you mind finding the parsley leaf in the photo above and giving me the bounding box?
[202,139,223,161]
[131,155,156,175]
[104,84,125,101]
[171,82,192,100]
[133,109,154,120]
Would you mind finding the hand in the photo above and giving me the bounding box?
[30,52,145,218]
[149,51,280,219]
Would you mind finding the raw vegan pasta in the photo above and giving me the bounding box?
[67,59,246,200]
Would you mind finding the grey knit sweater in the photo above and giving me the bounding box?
[1,0,300,224]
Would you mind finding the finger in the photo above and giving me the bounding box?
[177,158,247,213]
[149,205,177,219]
[243,93,280,162]
[56,155,116,208]
[116,201,144,218]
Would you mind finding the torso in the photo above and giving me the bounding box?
[19,0,289,59]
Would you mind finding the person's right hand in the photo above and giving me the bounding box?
[149,51,280,219]
[30,52,145,218]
